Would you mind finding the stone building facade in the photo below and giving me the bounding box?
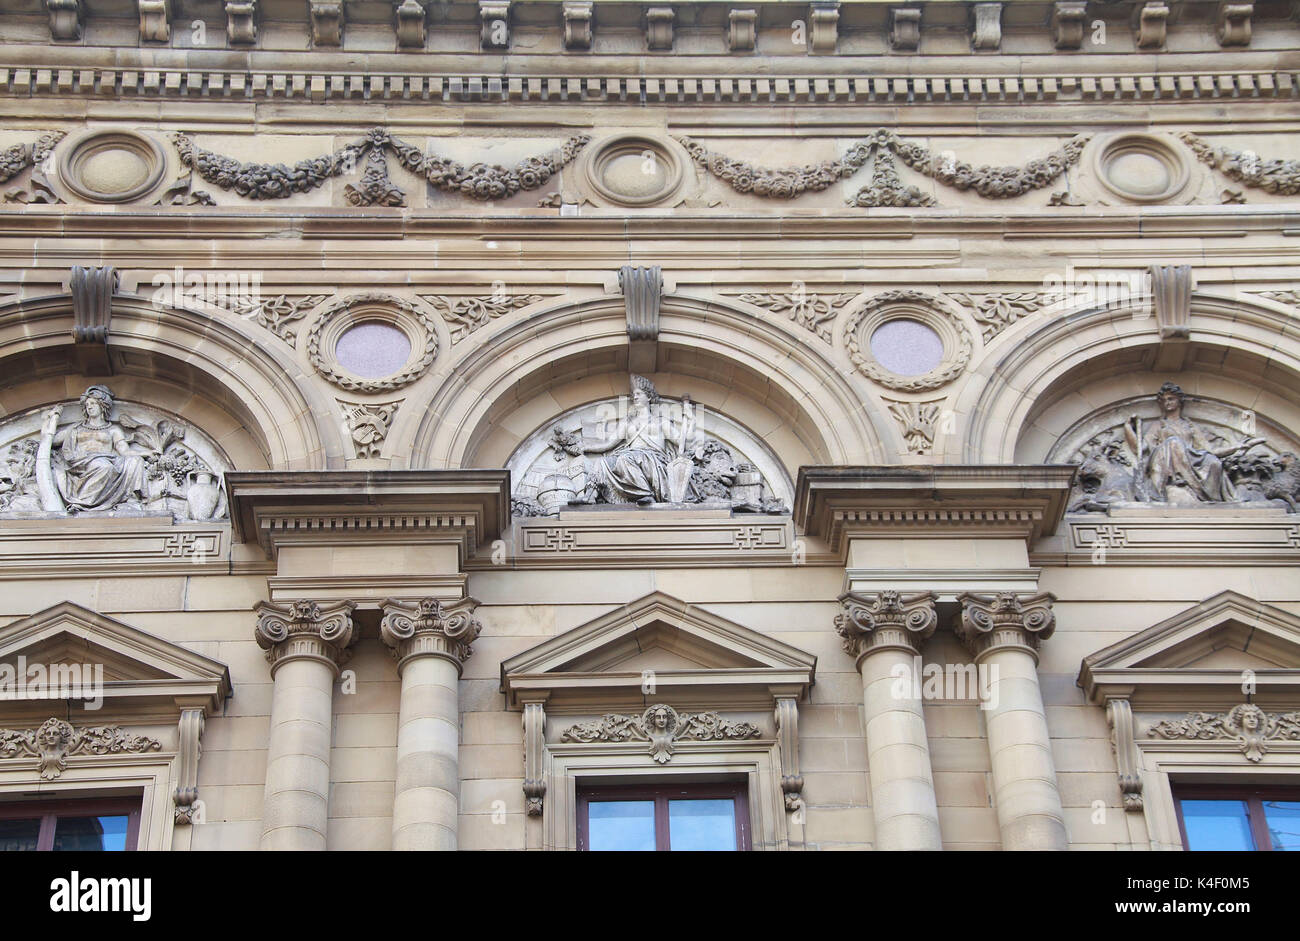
[0,0,1297,851]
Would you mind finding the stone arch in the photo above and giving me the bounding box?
[958,293,1300,464]
[400,293,892,475]
[0,293,343,470]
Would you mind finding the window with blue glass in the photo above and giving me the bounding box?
[576,782,750,851]
[1175,785,1300,851]
[0,797,141,852]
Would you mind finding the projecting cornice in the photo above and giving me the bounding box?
[793,464,1075,552]
[225,469,511,562]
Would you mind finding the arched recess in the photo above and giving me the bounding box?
[959,293,1300,464]
[0,293,343,470]
[400,294,891,476]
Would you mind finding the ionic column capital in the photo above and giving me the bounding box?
[834,590,938,666]
[954,591,1056,662]
[254,599,357,677]
[380,596,482,674]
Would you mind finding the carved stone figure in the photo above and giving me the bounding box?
[1065,383,1297,512]
[0,385,228,522]
[509,375,789,515]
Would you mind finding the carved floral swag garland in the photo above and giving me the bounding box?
[172,127,592,206]
[677,129,1091,205]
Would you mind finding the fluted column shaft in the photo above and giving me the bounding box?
[956,591,1067,851]
[836,591,942,851]
[381,597,481,851]
[254,599,357,851]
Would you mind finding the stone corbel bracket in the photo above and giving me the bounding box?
[1106,699,1143,811]
[522,697,547,815]
[889,7,922,51]
[137,0,171,42]
[808,1,839,54]
[774,696,803,811]
[309,0,344,45]
[225,0,258,44]
[727,8,757,51]
[480,0,511,48]
[1133,1,1169,48]
[620,265,663,374]
[394,0,427,47]
[971,1,1002,50]
[1150,264,1192,340]
[46,0,83,40]
[563,1,594,49]
[173,708,205,824]
[1216,1,1252,46]
[70,265,117,376]
[1049,1,1086,50]
[646,6,674,49]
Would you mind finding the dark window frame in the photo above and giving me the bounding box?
[1173,783,1300,851]
[0,796,142,852]
[576,781,751,851]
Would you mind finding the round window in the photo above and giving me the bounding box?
[334,322,412,378]
[869,319,944,377]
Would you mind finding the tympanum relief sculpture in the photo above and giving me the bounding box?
[0,385,229,522]
[1061,382,1299,513]
[509,375,790,517]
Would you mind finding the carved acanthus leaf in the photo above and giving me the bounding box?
[422,292,547,343]
[0,131,65,204]
[1180,133,1300,196]
[735,291,857,342]
[0,717,162,780]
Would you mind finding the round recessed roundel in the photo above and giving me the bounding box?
[59,130,167,203]
[1092,133,1189,204]
[335,322,412,378]
[307,294,439,393]
[844,291,973,392]
[581,134,686,207]
[869,319,944,377]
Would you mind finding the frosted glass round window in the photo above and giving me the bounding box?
[869,320,944,377]
[335,322,411,378]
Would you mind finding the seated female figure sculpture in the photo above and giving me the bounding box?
[1124,382,1264,505]
[37,385,150,513]
[578,375,695,505]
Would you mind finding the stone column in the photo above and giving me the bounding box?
[380,597,482,851]
[835,590,942,851]
[254,599,357,851]
[955,591,1067,851]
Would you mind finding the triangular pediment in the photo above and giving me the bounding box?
[501,591,816,708]
[0,601,231,712]
[1079,591,1300,706]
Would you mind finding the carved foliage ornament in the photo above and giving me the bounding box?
[422,292,546,344]
[227,293,329,345]
[1180,133,1300,196]
[947,291,1048,342]
[1,131,65,205]
[1149,704,1300,762]
[834,590,938,659]
[0,717,161,780]
[678,129,1088,203]
[560,704,761,763]
[736,290,857,342]
[173,128,591,205]
[379,596,482,666]
[955,591,1056,655]
[253,599,358,670]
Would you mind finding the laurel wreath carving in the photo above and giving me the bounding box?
[843,290,973,391]
[306,293,439,392]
